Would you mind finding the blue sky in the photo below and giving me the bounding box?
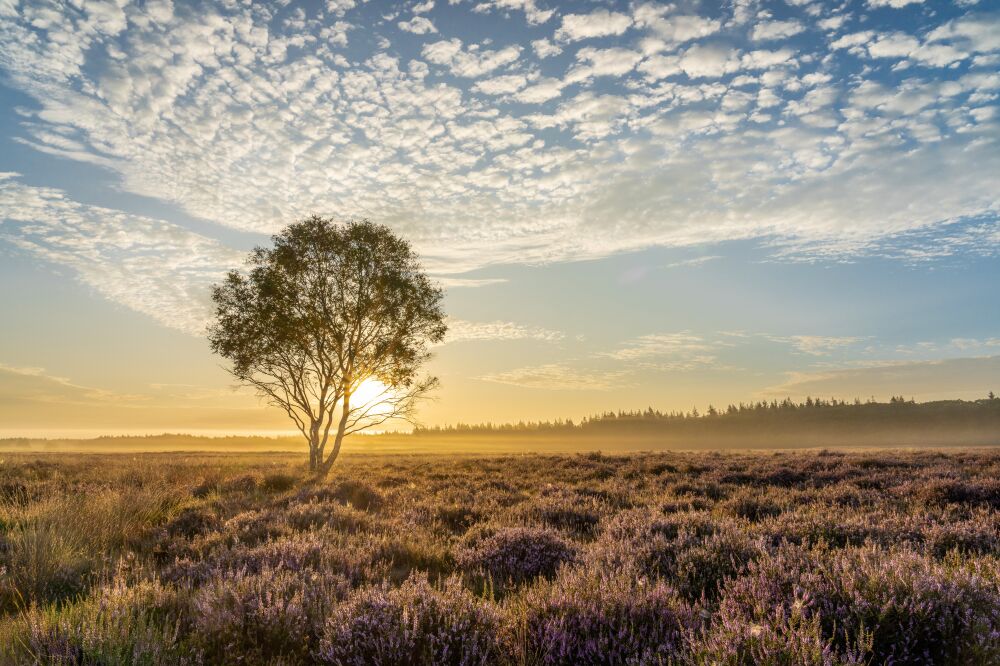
[0,0,998,434]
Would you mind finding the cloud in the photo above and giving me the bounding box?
[926,12,1000,54]
[398,16,437,34]
[774,335,866,356]
[473,73,529,95]
[0,0,994,301]
[568,47,644,81]
[679,44,743,78]
[555,10,632,42]
[422,38,522,77]
[761,356,1000,400]
[444,319,564,343]
[0,175,240,335]
[664,255,722,268]
[513,77,566,103]
[531,38,561,58]
[433,276,508,288]
[0,363,288,432]
[479,363,626,390]
[0,363,127,406]
[633,6,721,47]
[751,20,805,42]
[604,333,713,361]
[867,0,923,8]
[473,0,554,25]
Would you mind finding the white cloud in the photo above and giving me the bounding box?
[751,20,805,42]
[473,73,529,95]
[679,44,742,78]
[633,6,721,46]
[398,16,437,34]
[0,0,994,302]
[867,0,923,8]
[555,10,633,42]
[531,38,561,58]
[513,76,566,103]
[927,12,1000,54]
[741,48,797,70]
[569,47,644,81]
[0,175,240,335]
[422,39,522,77]
[473,0,554,25]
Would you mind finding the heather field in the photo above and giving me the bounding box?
[1,449,1000,665]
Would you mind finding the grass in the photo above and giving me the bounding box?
[0,448,998,664]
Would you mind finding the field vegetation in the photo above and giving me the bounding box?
[1,448,999,664]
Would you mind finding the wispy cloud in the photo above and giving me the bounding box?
[0,175,240,335]
[772,335,867,356]
[445,318,564,343]
[760,355,1000,400]
[434,276,509,288]
[664,255,722,269]
[479,363,627,390]
[604,333,714,361]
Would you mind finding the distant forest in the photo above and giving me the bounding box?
[3,396,998,453]
[413,396,1000,448]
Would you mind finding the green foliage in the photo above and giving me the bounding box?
[208,216,447,471]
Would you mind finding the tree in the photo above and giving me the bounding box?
[208,216,446,477]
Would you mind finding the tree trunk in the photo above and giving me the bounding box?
[308,422,320,472]
[316,395,350,479]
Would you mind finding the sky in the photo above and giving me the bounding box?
[0,0,998,436]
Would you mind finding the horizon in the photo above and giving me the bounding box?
[2,0,999,436]
[2,393,997,441]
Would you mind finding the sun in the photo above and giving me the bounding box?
[351,378,393,414]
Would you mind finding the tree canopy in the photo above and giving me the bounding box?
[208,216,446,475]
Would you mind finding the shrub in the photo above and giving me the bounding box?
[457,526,577,584]
[689,600,870,666]
[673,531,765,603]
[514,488,603,536]
[718,544,1000,664]
[164,508,219,540]
[189,567,348,663]
[300,480,382,511]
[511,566,698,665]
[317,574,502,665]
[261,473,298,493]
[10,573,187,665]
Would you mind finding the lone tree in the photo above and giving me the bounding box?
[208,216,446,476]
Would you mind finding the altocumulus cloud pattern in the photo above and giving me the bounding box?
[0,0,999,331]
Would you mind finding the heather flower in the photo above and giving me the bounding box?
[456,526,577,584]
[512,565,699,665]
[718,544,1000,664]
[189,567,349,663]
[317,573,502,665]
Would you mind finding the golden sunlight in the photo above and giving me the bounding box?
[351,378,393,415]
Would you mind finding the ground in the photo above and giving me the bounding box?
[1,447,999,664]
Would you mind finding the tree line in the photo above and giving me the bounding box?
[413,395,1000,437]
